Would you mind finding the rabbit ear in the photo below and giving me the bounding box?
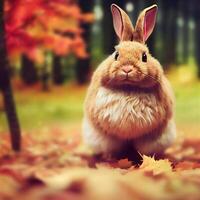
[134,5,158,43]
[111,4,134,41]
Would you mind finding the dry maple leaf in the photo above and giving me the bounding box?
[139,155,172,176]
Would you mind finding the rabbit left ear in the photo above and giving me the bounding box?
[111,4,134,41]
[134,5,158,43]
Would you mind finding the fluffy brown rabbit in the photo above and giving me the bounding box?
[82,4,176,156]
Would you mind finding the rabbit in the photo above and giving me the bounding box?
[82,4,176,156]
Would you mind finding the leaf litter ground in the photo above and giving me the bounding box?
[0,129,200,200]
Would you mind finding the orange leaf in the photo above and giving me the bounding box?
[118,159,132,169]
[139,155,172,176]
[175,161,200,171]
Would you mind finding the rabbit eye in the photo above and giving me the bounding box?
[115,52,119,60]
[142,52,147,62]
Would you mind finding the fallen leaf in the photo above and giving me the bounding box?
[117,159,132,169]
[139,155,172,176]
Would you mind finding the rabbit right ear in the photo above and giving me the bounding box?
[134,5,158,43]
[111,4,134,41]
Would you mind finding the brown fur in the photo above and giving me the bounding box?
[82,4,175,155]
[84,41,174,140]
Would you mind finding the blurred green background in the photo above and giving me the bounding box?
[1,0,200,138]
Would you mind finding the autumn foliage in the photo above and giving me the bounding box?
[1,129,200,200]
[5,0,93,63]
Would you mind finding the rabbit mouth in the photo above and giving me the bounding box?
[117,66,145,83]
[120,74,143,85]
[113,78,143,90]
[125,75,141,82]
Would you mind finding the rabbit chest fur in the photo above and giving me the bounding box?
[87,86,168,140]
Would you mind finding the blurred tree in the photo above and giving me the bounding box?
[75,0,94,84]
[21,55,38,85]
[160,0,179,68]
[0,0,21,151]
[194,0,200,78]
[52,55,64,85]
[102,0,116,55]
[5,0,92,85]
[176,0,193,65]
[181,1,189,64]
[40,52,51,91]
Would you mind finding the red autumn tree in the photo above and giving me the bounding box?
[5,0,93,63]
[0,0,93,151]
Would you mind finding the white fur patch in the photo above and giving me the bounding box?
[93,87,165,139]
[82,116,123,154]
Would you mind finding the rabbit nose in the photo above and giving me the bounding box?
[121,65,133,73]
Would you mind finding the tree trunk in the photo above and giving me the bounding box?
[160,0,179,68]
[52,55,64,85]
[75,0,94,84]
[21,55,38,85]
[0,0,21,151]
[195,15,200,79]
[41,64,50,91]
[194,1,200,78]
[182,2,189,64]
[102,0,117,55]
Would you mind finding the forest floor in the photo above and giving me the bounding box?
[0,72,200,200]
[1,128,200,200]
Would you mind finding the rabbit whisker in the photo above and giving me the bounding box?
[139,71,161,85]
